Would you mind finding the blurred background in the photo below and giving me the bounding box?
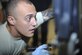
[0,0,81,55]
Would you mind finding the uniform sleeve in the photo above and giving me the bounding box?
[0,52,2,55]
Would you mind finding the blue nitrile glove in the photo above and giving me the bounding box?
[32,44,50,55]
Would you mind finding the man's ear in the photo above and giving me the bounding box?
[7,16,16,25]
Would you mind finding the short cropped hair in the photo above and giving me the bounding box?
[5,0,32,18]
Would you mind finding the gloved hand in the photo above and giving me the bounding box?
[32,44,50,55]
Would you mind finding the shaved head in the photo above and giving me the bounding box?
[6,0,33,18]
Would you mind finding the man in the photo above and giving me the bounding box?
[0,0,53,55]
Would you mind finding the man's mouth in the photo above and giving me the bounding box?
[29,29,35,33]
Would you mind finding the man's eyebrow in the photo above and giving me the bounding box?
[26,14,33,16]
[25,14,36,17]
[24,14,32,18]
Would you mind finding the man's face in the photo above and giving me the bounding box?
[13,2,37,37]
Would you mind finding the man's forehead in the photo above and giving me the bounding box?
[14,2,36,17]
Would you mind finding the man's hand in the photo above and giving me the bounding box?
[32,44,50,55]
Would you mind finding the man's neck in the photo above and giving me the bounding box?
[6,24,21,39]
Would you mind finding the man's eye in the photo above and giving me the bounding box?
[25,14,36,22]
[25,15,32,22]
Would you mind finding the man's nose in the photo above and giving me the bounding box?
[32,17,37,27]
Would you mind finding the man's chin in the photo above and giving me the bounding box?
[26,34,34,37]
